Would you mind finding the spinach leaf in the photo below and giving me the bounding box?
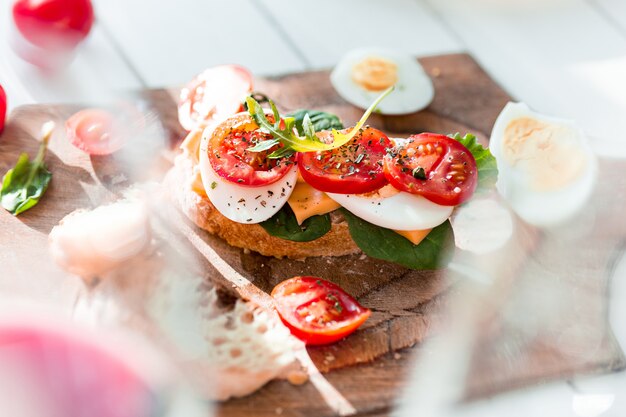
[260,204,332,242]
[288,109,344,134]
[341,208,455,270]
[450,133,498,190]
[1,123,53,216]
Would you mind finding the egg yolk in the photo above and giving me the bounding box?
[351,56,398,91]
[502,117,588,192]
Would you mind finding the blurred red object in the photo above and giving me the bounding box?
[0,85,6,134]
[0,321,156,417]
[66,108,123,155]
[11,0,94,69]
[65,103,146,155]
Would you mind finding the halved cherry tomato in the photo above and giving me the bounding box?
[0,85,6,134]
[178,65,253,131]
[383,133,477,206]
[65,105,144,155]
[271,276,371,345]
[13,0,94,49]
[207,113,295,186]
[297,126,391,194]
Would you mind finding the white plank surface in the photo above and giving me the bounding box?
[93,0,307,87]
[258,0,463,69]
[423,0,626,151]
[593,0,626,33]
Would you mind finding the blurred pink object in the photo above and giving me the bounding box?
[0,319,156,417]
[11,0,94,69]
[65,105,146,155]
[0,85,6,134]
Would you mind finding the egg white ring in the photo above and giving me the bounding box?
[327,191,453,231]
[330,48,434,115]
[500,162,597,227]
[490,102,598,227]
[199,126,298,224]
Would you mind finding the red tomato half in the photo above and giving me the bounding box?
[207,113,295,186]
[272,276,371,345]
[13,0,94,49]
[297,127,391,194]
[383,133,477,206]
[0,85,6,134]
[178,65,253,131]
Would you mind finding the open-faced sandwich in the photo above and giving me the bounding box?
[166,66,497,269]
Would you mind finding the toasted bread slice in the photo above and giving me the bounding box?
[164,154,360,259]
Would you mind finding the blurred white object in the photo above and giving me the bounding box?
[572,394,615,417]
[331,48,434,115]
[149,284,303,400]
[49,197,151,279]
[451,197,513,254]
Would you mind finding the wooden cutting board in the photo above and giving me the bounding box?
[1,54,624,417]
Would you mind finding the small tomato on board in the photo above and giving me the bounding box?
[271,276,370,345]
[65,104,145,155]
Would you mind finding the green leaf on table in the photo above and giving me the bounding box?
[341,208,455,270]
[260,204,332,242]
[1,122,54,216]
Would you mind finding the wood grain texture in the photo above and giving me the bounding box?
[0,54,623,417]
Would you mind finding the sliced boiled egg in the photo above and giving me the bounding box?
[198,125,298,224]
[327,184,453,231]
[331,48,434,115]
[490,102,597,227]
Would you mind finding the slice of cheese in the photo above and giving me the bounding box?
[180,128,203,164]
[190,167,206,197]
[180,129,207,196]
[287,181,340,225]
[393,228,432,245]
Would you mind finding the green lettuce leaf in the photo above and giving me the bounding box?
[260,204,331,242]
[288,109,344,135]
[341,208,455,270]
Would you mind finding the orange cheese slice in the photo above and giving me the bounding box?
[287,181,340,225]
[180,129,207,196]
[393,228,432,245]
[180,128,203,164]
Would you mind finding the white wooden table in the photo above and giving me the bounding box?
[1,0,626,415]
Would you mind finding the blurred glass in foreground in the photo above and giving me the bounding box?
[395,140,626,416]
[0,308,209,417]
